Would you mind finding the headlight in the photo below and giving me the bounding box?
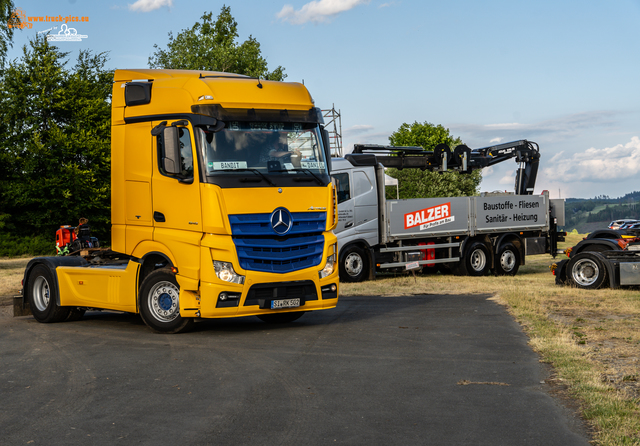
[319,244,337,279]
[213,261,245,284]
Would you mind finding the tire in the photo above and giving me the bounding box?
[567,252,608,289]
[463,242,491,276]
[27,264,70,323]
[339,245,369,282]
[257,312,305,324]
[495,243,520,276]
[138,269,194,333]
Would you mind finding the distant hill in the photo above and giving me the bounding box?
[563,191,640,232]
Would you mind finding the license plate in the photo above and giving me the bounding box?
[271,298,300,309]
[405,261,420,270]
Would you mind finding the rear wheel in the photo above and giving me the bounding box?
[567,252,607,289]
[27,264,70,323]
[257,312,305,324]
[495,243,520,276]
[139,269,194,333]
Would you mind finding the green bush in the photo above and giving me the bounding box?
[0,233,55,257]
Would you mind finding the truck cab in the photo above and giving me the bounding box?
[20,69,339,333]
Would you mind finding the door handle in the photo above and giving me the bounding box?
[154,212,166,222]
[345,221,354,228]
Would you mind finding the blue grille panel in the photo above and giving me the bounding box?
[229,212,325,236]
[229,212,326,273]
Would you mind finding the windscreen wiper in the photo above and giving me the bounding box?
[270,169,324,185]
[219,168,276,187]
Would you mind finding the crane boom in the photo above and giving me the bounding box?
[349,139,540,195]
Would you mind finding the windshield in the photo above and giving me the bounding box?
[197,122,328,186]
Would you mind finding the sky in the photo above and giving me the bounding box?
[5,0,640,199]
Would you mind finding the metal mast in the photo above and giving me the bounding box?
[322,105,343,157]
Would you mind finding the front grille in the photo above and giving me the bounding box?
[229,212,325,236]
[229,211,326,273]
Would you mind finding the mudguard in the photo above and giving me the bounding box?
[21,256,89,306]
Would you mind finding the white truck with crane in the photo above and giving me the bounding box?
[331,140,566,281]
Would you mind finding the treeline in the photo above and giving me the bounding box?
[585,204,640,223]
[0,37,112,256]
[564,191,640,231]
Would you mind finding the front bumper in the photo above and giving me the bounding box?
[179,232,339,319]
[193,272,338,318]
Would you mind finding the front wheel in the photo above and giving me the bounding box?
[139,269,194,333]
[339,245,369,282]
[495,243,520,276]
[567,252,608,289]
[463,242,491,276]
[27,264,71,323]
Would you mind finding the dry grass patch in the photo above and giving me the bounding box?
[340,233,640,445]
[0,257,31,303]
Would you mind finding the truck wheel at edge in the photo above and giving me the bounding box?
[139,268,195,334]
[339,245,369,282]
[566,252,607,289]
[27,264,71,323]
[495,243,520,276]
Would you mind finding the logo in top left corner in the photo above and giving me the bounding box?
[47,23,88,42]
[7,8,31,29]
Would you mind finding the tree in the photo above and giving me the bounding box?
[149,5,286,81]
[385,121,482,199]
[0,36,112,244]
[0,0,15,66]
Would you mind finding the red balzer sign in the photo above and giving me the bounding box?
[404,202,454,230]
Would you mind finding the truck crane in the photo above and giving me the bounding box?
[333,140,564,281]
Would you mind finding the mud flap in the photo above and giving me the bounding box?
[13,295,32,317]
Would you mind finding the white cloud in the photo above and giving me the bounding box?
[543,136,640,182]
[489,137,503,143]
[128,0,172,12]
[499,173,515,185]
[450,111,619,145]
[277,0,369,24]
[344,124,374,135]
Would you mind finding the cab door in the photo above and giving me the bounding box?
[151,120,202,233]
[352,168,378,239]
[151,120,202,282]
[331,171,354,235]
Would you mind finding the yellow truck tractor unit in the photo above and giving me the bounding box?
[20,69,339,333]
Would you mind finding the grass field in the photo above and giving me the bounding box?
[2,236,639,444]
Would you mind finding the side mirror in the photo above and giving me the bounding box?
[162,127,181,175]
